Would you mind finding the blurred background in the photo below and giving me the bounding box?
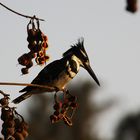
[0,0,140,140]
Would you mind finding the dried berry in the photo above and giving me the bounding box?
[68,96,76,102]
[126,0,137,13]
[6,127,15,135]
[20,130,29,138]
[38,51,44,57]
[42,41,48,48]
[18,18,50,75]
[0,91,29,139]
[19,121,29,131]
[54,111,59,116]
[43,35,48,42]
[35,57,45,65]
[44,55,49,61]
[27,29,36,42]
[53,103,61,110]
[35,30,43,42]
[62,103,69,109]
[28,52,36,58]
[26,61,33,69]
[21,68,29,75]
[14,118,22,131]
[14,132,24,140]
[3,120,15,128]
[50,115,58,123]
[61,109,66,114]
[1,109,12,121]
[70,102,78,108]
[0,98,9,106]
[18,54,31,66]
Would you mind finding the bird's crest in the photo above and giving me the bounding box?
[63,37,85,57]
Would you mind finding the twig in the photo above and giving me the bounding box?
[0,82,55,90]
[0,2,45,21]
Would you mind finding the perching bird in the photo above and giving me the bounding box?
[13,38,100,104]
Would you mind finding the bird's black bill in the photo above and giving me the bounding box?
[84,64,100,86]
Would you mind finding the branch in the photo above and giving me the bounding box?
[0,82,55,90]
[0,2,45,21]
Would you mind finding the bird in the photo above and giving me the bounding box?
[13,38,100,104]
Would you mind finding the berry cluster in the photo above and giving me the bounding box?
[0,90,29,140]
[126,0,137,13]
[50,91,78,126]
[18,18,49,75]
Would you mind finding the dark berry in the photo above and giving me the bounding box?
[68,96,76,102]
[53,103,61,110]
[26,61,33,68]
[18,54,31,66]
[21,68,29,75]
[1,109,12,121]
[62,103,69,109]
[70,102,78,108]
[0,98,9,106]
[3,120,15,127]
[6,127,15,135]
[35,30,43,42]
[54,111,59,116]
[21,130,29,138]
[14,132,24,140]
[28,52,36,58]
[14,119,21,128]
[50,115,58,123]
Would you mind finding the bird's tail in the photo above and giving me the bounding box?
[12,92,32,104]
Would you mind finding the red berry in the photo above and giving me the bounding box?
[42,42,48,48]
[43,35,48,42]
[44,55,50,61]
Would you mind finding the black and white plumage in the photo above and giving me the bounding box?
[13,38,100,104]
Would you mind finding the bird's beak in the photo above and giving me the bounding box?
[83,63,100,86]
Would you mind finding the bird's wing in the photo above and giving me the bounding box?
[19,59,66,93]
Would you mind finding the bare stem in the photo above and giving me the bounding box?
[0,82,55,90]
[0,2,45,21]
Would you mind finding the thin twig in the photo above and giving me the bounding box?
[0,82,55,90]
[0,2,45,21]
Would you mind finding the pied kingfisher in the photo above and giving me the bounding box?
[13,38,100,104]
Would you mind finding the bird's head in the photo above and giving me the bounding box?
[63,38,100,86]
